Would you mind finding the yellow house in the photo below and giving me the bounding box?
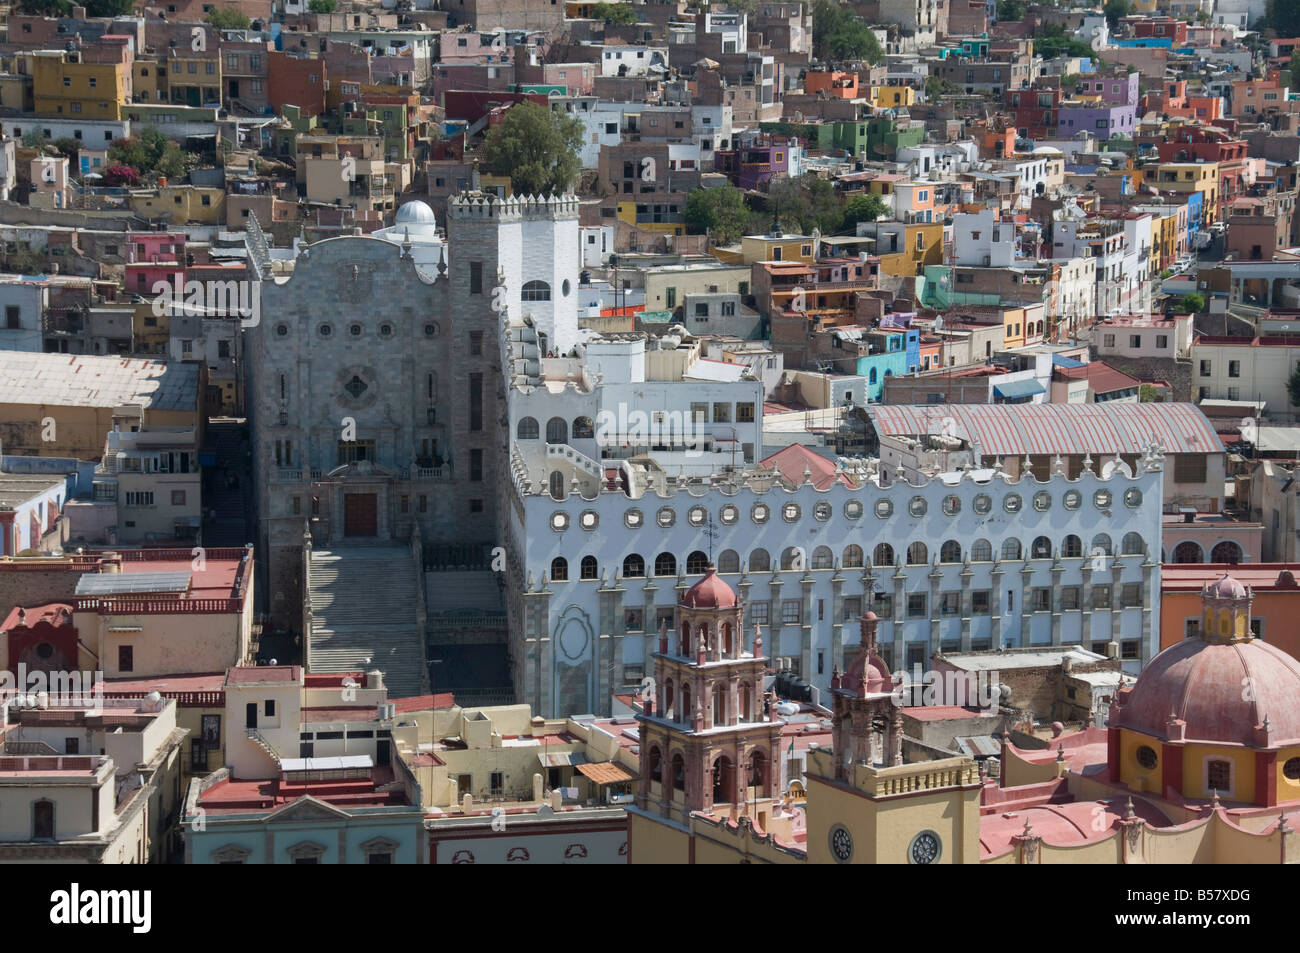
[869,84,915,109]
[130,185,226,225]
[1155,160,1221,224]
[739,231,816,264]
[132,59,163,105]
[32,50,127,120]
[163,52,222,108]
[864,221,943,277]
[615,199,685,237]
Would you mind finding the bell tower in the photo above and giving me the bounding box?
[636,565,785,826]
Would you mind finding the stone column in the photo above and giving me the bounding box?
[1049,557,1064,647]
[1018,560,1034,648]
[959,559,974,652]
[991,559,1004,649]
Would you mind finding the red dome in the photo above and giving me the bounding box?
[1112,636,1300,747]
[1205,574,1248,600]
[843,650,892,696]
[681,565,738,609]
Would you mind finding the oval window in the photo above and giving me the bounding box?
[1033,491,1052,512]
[720,504,739,525]
[625,509,643,528]
[1063,490,1081,510]
[1004,494,1022,514]
[1124,488,1142,508]
[973,494,992,515]
[908,496,927,517]
[814,501,832,522]
[844,500,863,520]
[875,499,893,518]
[1135,745,1158,770]
[1095,490,1113,509]
[752,503,769,524]
[657,507,675,528]
[942,495,960,516]
[688,506,706,527]
[782,502,801,522]
[550,512,570,532]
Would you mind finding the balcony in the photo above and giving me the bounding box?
[410,464,451,481]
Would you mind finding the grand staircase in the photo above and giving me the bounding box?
[307,546,427,698]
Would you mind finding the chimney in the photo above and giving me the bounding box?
[72,4,86,17]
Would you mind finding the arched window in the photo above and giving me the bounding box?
[1092,534,1113,555]
[522,280,552,301]
[545,417,568,444]
[573,416,594,439]
[623,553,645,577]
[712,683,726,726]
[843,544,864,568]
[549,471,565,500]
[1173,541,1204,563]
[32,799,54,840]
[679,622,691,656]
[680,686,691,726]
[655,552,678,576]
[550,557,568,581]
[717,549,740,573]
[873,543,895,566]
[971,539,992,562]
[648,746,662,782]
[1211,540,1243,564]
[1122,532,1145,556]
[1002,538,1022,560]
[781,546,804,570]
[686,550,709,574]
[812,546,833,569]
[906,542,928,565]
[869,367,878,384]
[1061,535,1082,558]
[749,548,771,572]
[1032,536,1052,559]
[580,555,598,580]
[517,416,539,440]
[940,540,962,563]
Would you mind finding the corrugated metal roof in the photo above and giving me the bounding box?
[537,751,588,768]
[867,402,1223,456]
[993,378,1045,399]
[76,571,192,596]
[575,761,636,784]
[955,735,1003,758]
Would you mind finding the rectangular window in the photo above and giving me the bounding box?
[940,591,960,616]
[1121,639,1140,660]
[171,490,186,506]
[712,402,731,423]
[873,592,893,617]
[843,596,861,621]
[737,402,755,422]
[470,448,483,482]
[1092,585,1112,609]
[265,700,275,716]
[1173,454,1207,483]
[1129,334,1141,348]
[5,306,20,329]
[972,590,991,615]
[1032,587,1052,611]
[419,495,428,513]
[907,593,927,618]
[469,261,483,294]
[1156,334,1168,349]
[1228,360,1240,378]
[1122,583,1142,607]
[469,373,483,431]
[490,771,504,796]
[1199,360,1211,376]
[781,600,801,624]
[624,607,644,631]
[1061,586,1080,610]
[750,602,769,626]
[118,645,133,672]
[469,331,483,355]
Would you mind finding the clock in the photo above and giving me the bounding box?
[908,830,941,864]
[829,823,853,863]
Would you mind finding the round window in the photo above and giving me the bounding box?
[1033,491,1052,512]
[875,499,893,518]
[1285,757,1300,781]
[424,322,440,337]
[942,495,960,516]
[380,324,393,337]
[908,830,941,865]
[782,502,801,522]
[752,503,769,524]
[1004,494,1022,514]
[1124,488,1142,508]
[1063,490,1082,510]
[844,500,863,520]
[1135,745,1158,770]
[276,323,289,337]
[319,323,333,337]
[720,504,739,525]
[625,508,643,529]
[973,494,992,515]
[550,512,570,532]
[562,279,571,296]
[35,642,54,660]
[909,496,927,517]
[656,507,675,528]
[1095,489,1113,509]
[688,506,707,527]
[829,824,853,863]
[579,510,598,530]
[349,323,363,337]
[814,501,832,522]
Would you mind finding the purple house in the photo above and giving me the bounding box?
[1057,103,1137,140]
[715,135,792,190]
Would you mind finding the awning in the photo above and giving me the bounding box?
[1052,354,1085,368]
[993,379,1045,400]
[575,761,636,785]
[538,751,588,768]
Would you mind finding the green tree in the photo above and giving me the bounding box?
[1289,364,1300,408]
[589,2,638,23]
[1181,293,1205,313]
[17,0,71,15]
[1035,23,1098,59]
[1104,0,1130,31]
[205,7,252,29]
[84,0,135,15]
[1289,48,1300,87]
[308,0,337,10]
[925,75,959,100]
[841,192,888,229]
[811,0,883,63]
[480,101,583,196]
[52,137,81,160]
[997,0,1025,21]
[1268,0,1300,36]
[685,184,751,244]
[766,174,844,234]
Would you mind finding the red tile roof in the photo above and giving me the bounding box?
[759,444,857,490]
[392,693,456,712]
[1,603,74,631]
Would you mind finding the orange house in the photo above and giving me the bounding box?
[804,71,859,99]
[1160,564,1300,663]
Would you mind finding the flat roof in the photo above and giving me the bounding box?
[75,570,191,597]
[0,352,199,411]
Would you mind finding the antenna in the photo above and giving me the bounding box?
[703,513,719,563]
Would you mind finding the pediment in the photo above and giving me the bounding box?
[266,794,352,824]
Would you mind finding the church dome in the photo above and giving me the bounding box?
[1110,635,1300,747]
[1205,573,1248,600]
[395,200,437,226]
[681,565,737,609]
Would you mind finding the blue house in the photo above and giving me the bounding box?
[855,329,920,402]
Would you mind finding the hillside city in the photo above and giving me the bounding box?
[0,0,1296,869]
